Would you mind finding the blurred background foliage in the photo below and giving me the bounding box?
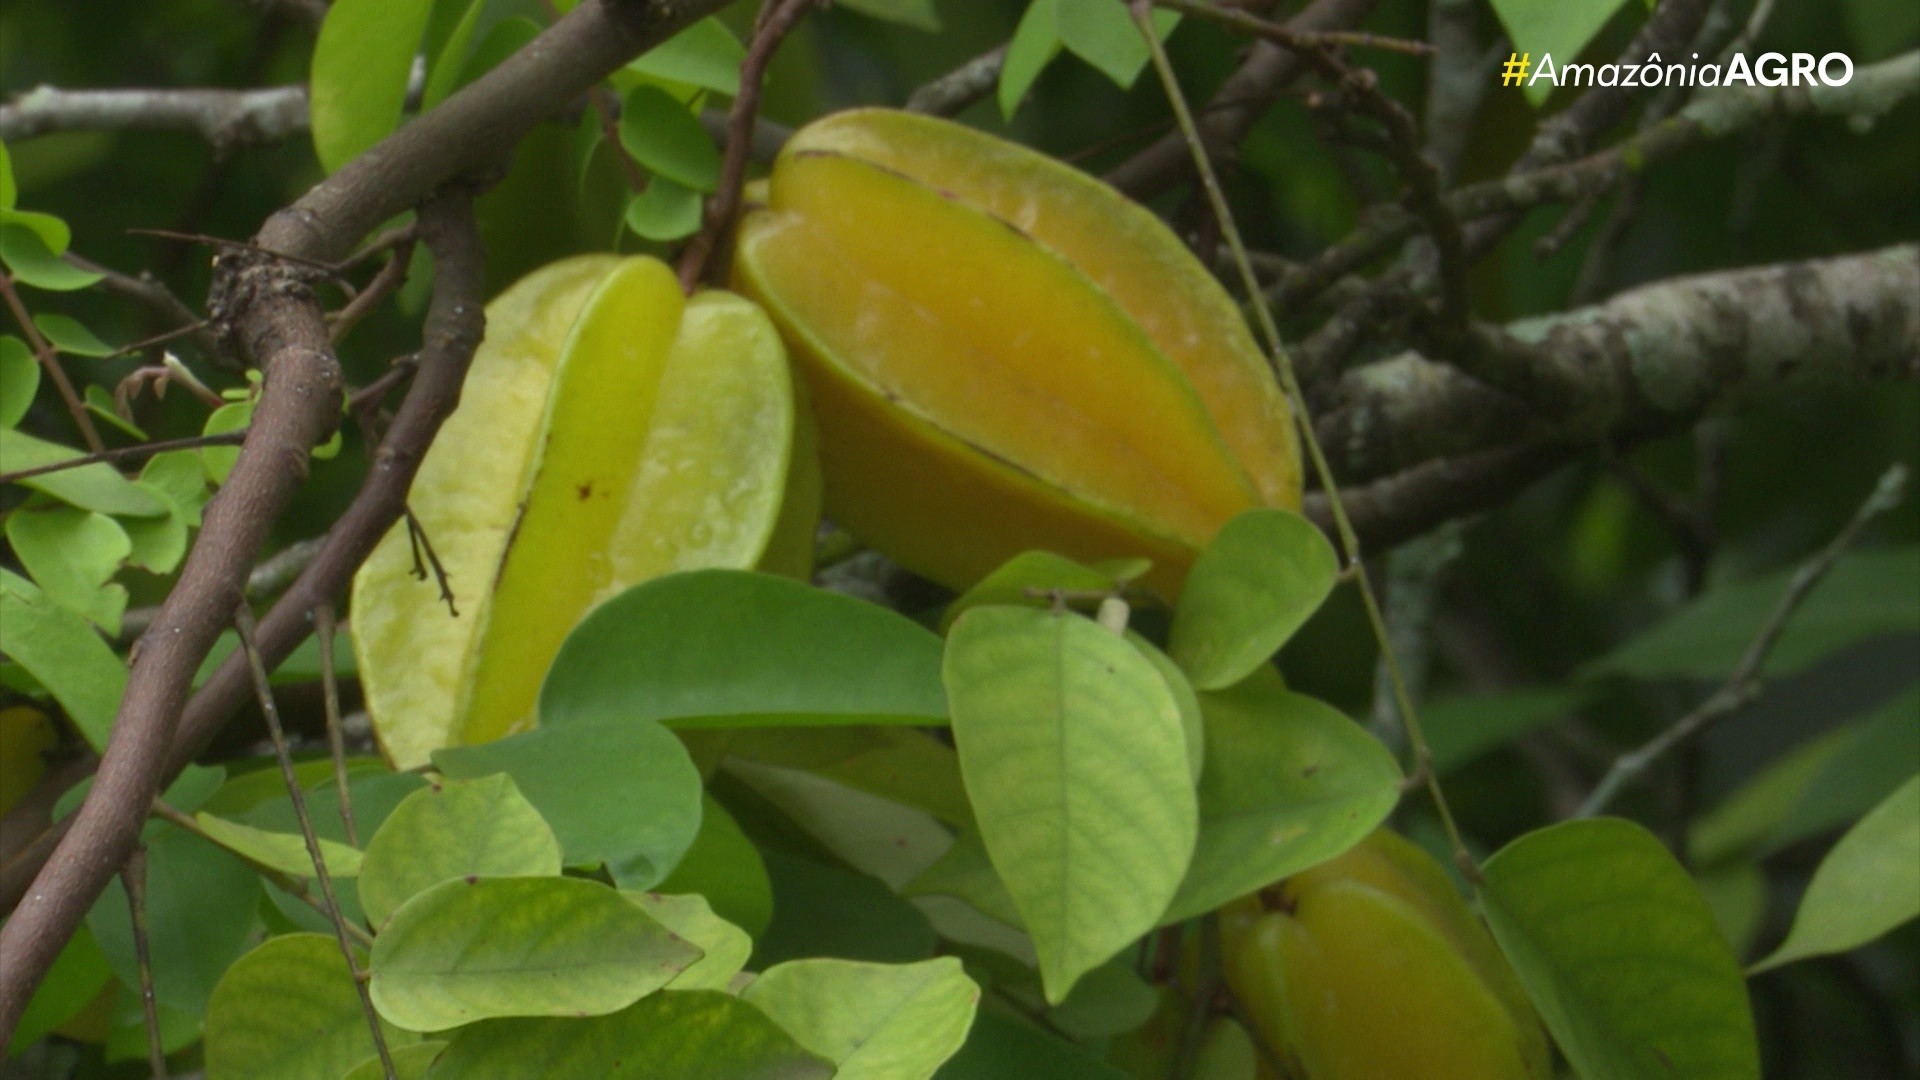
[2,1,1916,1076]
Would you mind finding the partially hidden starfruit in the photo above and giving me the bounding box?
[351,255,819,769]
[733,108,1300,597]
[1219,828,1552,1080]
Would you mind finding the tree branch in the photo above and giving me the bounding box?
[0,0,726,1040]
[0,84,309,150]
[1320,243,1919,484]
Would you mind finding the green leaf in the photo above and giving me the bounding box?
[193,811,365,877]
[32,312,114,356]
[7,926,111,1057]
[341,1041,446,1080]
[428,990,835,1079]
[627,892,753,990]
[0,141,14,210]
[1000,0,1063,119]
[1770,686,1920,852]
[0,427,167,516]
[457,16,541,88]
[939,1009,1129,1079]
[944,605,1197,1003]
[120,486,190,574]
[1161,669,1402,923]
[0,221,99,291]
[742,957,979,1079]
[434,719,702,889]
[142,448,210,523]
[0,335,39,426]
[1479,818,1761,1080]
[543,570,948,730]
[1751,774,1920,972]
[1046,961,1159,1040]
[623,178,705,242]
[904,824,1023,929]
[1585,546,1920,680]
[87,821,262,1016]
[0,570,126,750]
[371,875,700,1031]
[206,934,416,1080]
[942,550,1129,633]
[726,758,951,890]
[657,793,774,938]
[837,0,943,31]
[1489,0,1638,105]
[753,852,936,968]
[619,84,722,193]
[1423,686,1582,774]
[357,773,563,930]
[1055,0,1179,89]
[5,504,129,632]
[419,0,486,112]
[309,0,436,173]
[1129,632,1204,784]
[83,384,144,439]
[1169,509,1339,690]
[202,397,253,484]
[729,726,974,827]
[628,17,746,97]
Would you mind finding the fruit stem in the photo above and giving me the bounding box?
[1131,4,1477,876]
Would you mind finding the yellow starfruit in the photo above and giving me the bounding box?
[1218,829,1553,1080]
[350,255,818,768]
[733,108,1300,596]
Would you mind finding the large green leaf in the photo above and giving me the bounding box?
[0,221,101,291]
[752,852,937,969]
[428,990,834,1079]
[0,334,38,427]
[0,570,126,750]
[205,934,415,1080]
[357,773,563,929]
[944,605,1196,1003]
[87,821,261,1016]
[741,957,979,1080]
[905,824,1023,930]
[193,811,365,878]
[1168,509,1340,691]
[370,875,700,1032]
[656,793,774,938]
[1769,686,1920,852]
[309,0,436,172]
[1585,547,1920,680]
[936,1009,1128,1079]
[1161,669,1402,923]
[433,718,701,889]
[999,0,1063,119]
[1479,818,1760,1080]
[726,758,951,890]
[627,892,753,991]
[341,1041,446,1080]
[5,505,129,632]
[1054,0,1178,89]
[729,726,974,827]
[1751,775,1920,972]
[541,570,947,730]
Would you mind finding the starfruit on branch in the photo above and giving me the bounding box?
[733,108,1302,597]
[1219,828,1553,1080]
[350,255,819,769]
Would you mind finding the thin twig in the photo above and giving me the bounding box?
[233,604,396,1079]
[1155,0,1434,56]
[0,430,247,485]
[0,272,106,452]
[1577,464,1909,817]
[315,604,360,847]
[678,0,821,292]
[904,44,1008,116]
[121,847,167,1079]
[1132,1,1475,877]
[329,237,415,346]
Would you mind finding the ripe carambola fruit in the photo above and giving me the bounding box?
[351,256,819,768]
[733,108,1301,596]
[1219,829,1551,1080]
